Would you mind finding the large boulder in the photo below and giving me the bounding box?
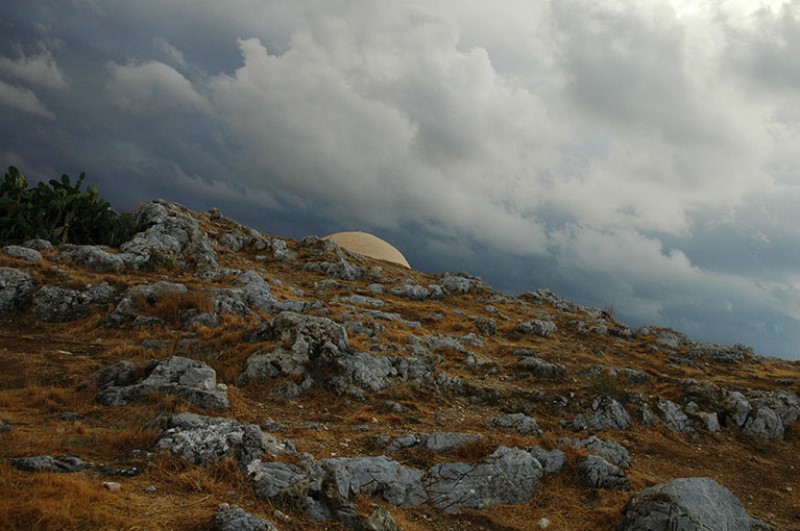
[96,356,229,410]
[619,477,772,530]
[0,267,36,312]
[118,200,218,271]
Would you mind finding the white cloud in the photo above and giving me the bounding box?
[153,37,190,72]
[4,0,800,356]
[107,60,209,115]
[0,45,67,89]
[0,80,54,118]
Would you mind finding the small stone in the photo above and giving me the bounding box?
[103,481,121,492]
[537,518,551,528]
[145,485,157,493]
[273,509,291,522]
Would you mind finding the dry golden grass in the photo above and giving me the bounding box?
[1,219,799,530]
[132,289,213,323]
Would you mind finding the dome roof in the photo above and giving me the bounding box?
[325,231,411,268]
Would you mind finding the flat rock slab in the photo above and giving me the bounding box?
[425,446,543,512]
[386,432,485,454]
[11,455,94,473]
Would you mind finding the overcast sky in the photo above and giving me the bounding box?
[2,1,799,359]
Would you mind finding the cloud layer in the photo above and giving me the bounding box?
[1,0,799,358]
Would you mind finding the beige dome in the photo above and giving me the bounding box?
[325,231,411,268]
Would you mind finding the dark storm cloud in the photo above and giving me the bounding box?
[1,0,799,358]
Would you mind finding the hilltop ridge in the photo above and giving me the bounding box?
[0,199,798,530]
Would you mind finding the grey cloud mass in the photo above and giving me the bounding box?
[1,0,799,358]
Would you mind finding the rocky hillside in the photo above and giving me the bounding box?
[0,200,798,530]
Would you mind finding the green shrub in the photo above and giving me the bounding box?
[0,166,137,247]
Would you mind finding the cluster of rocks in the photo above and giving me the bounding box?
[238,312,437,399]
[1,199,792,530]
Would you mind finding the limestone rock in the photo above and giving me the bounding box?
[215,503,277,531]
[425,446,543,512]
[248,461,310,499]
[55,244,125,272]
[316,456,428,506]
[233,270,314,314]
[723,390,752,428]
[386,432,485,454]
[517,352,567,378]
[560,435,631,469]
[3,245,42,264]
[32,283,117,322]
[239,312,348,385]
[390,282,430,300]
[620,477,772,531]
[742,407,784,441]
[573,396,632,432]
[527,447,568,475]
[22,239,53,252]
[341,294,385,307]
[157,413,294,469]
[688,343,753,364]
[490,413,542,435]
[653,398,697,436]
[0,267,36,312]
[118,200,218,271]
[97,356,229,410]
[363,506,401,531]
[516,319,558,337]
[439,274,473,294]
[11,455,94,473]
[743,391,800,441]
[578,455,631,490]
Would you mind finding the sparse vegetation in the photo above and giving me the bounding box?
[0,166,136,247]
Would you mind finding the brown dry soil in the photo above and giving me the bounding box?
[1,213,799,531]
